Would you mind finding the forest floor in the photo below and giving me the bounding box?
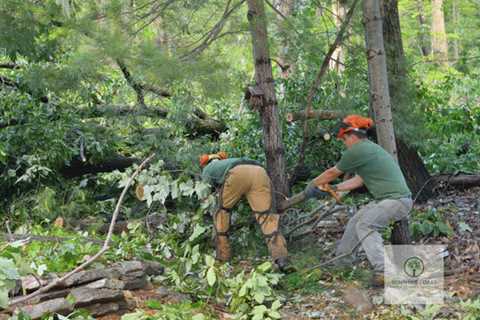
[97,188,480,320]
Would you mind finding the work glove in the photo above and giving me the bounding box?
[304,181,329,199]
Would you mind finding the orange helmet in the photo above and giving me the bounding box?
[199,151,228,167]
[336,115,374,139]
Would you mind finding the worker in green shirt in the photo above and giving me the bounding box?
[199,152,291,272]
[304,115,413,286]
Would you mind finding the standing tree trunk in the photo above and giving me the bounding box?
[275,0,295,78]
[329,0,347,73]
[431,0,449,65]
[451,0,459,61]
[363,0,410,245]
[363,0,397,158]
[247,0,289,207]
[416,0,430,56]
[381,0,433,202]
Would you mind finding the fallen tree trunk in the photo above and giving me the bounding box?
[432,173,480,189]
[60,155,140,178]
[85,105,169,118]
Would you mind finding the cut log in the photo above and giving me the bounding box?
[85,301,129,317]
[69,287,125,307]
[18,298,74,319]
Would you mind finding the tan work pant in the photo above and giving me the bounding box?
[214,165,288,262]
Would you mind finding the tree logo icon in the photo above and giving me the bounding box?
[404,256,424,277]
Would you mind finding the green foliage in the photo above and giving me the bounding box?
[410,209,453,240]
[460,298,480,320]
[122,301,213,320]
[0,256,20,308]
[226,262,282,319]
[414,68,480,173]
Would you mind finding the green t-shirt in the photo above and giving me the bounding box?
[336,140,411,200]
[201,157,260,186]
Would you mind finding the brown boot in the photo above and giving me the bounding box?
[215,235,231,262]
[371,272,384,288]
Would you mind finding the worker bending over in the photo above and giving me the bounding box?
[200,152,291,272]
[304,115,412,286]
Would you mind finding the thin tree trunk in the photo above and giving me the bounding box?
[247,0,289,207]
[275,0,295,78]
[416,0,430,56]
[364,0,410,245]
[381,0,406,111]
[329,0,347,73]
[363,0,397,158]
[452,0,459,61]
[381,0,433,202]
[431,0,449,65]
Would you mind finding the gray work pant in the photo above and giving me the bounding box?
[336,198,413,272]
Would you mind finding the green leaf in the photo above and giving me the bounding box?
[194,181,210,199]
[207,267,216,286]
[271,300,281,310]
[251,305,268,320]
[180,180,195,197]
[192,314,206,320]
[189,225,207,242]
[66,293,76,305]
[257,262,272,273]
[0,289,8,308]
[253,291,265,304]
[458,221,472,233]
[0,258,20,280]
[205,255,215,267]
[436,221,452,236]
[171,180,179,199]
[239,283,248,297]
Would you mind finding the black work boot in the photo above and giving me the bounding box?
[275,257,296,274]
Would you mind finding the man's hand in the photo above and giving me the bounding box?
[304,181,329,199]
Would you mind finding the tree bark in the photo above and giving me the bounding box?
[329,0,347,73]
[274,0,295,78]
[451,0,459,61]
[381,0,434,201]
[247,0,289,206]
[416,0,430,56]
[364,0,410,245]
[431,0,449,65]
[363,0,397,158]
[396,139,433,202]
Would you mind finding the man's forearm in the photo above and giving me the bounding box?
[334,175,363,192]
[312,167,343,186]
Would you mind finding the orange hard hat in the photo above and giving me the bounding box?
[337,114,374,139]
[199,151,228,167]
[199,154,211,167]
